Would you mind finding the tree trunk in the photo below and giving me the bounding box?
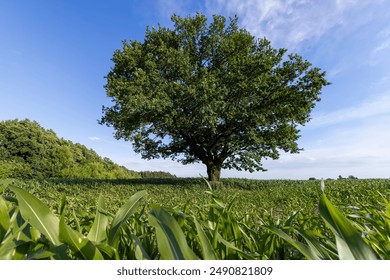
[206,163,221,183]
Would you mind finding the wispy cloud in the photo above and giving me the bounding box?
[307,93,390,128]
[221,89,390,179]
[88,136,101,141]
[222,112,390,179]
[205,0,383,49]
[370,27,390,65]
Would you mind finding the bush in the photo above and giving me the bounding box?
[0,160,33,179]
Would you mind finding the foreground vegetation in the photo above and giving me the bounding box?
[0,178,389,260]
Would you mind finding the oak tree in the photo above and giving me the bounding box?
[100,14,330,182]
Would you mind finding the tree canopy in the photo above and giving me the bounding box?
[101,13,330,182]
[0,119,140,179]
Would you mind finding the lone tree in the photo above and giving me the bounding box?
[100,14,330,182]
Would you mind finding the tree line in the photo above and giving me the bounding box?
[0,119,174,179]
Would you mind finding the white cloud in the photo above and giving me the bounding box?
[255,95,390,179]
[205,0,383,49]
[307,93,390,128]
[88,136,101,141]
[221,112,390,179]
[370,27,390,64]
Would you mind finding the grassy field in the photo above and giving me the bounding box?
[1,178,389,260]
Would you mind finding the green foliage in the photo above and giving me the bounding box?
[86,195,108,243]
[9,186,61,246]
[1,178,389,260]
[0,160,33,179]
[319,193,377,259]
[0,185,150,259]
[101,13,330,181]
[108,190,147,246]
[0,119,140,180]
[149,206,198,260]
[140,171,176,178]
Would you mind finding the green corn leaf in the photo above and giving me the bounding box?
[264,226,320,260]
[29,226,42,242]
[207,206,218,230]
[0,196,10,242]
[226,194,238,212]
[133,234,151,260]
[0,240,22,260]
[25,248,56,260]
[296,229,336,259]
[72,209,82,233]
[211,220,220,249]
[194,217,217,260]
[95,243,118,260]
[149,206,198,260]
[0,179,13,194]
[9,186,61,246]
[229,217,241,245]
[59,215,104,260]
[319,193,377,260]
[217,234,257,260]
[58,194,67,216]
[385,201,390,234]
[108,190,147,246]
[0,226,30,259]
[87,195,108,243]
[284,210,300,227]
[7,242,30,260]
[0,210,32,260]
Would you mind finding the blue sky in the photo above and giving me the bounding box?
[1,0,389,179]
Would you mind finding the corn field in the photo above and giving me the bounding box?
[0,178,389,260]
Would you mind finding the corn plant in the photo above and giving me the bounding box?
[0,186,148,259]
[263,181,382,260]
[1,179,389,260]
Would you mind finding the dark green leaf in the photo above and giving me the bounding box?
[87,194,108,243]
[9,186,61,245]
[319,194,377,260]
[108,190,147,246]
[149,206,197,260]
[59,215,104,260]
[194,217,217,260]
